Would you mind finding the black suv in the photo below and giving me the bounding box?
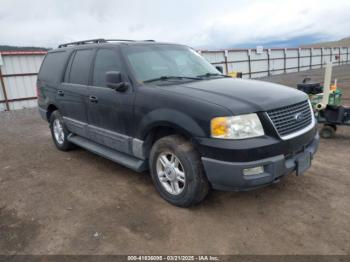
[38,39,319,207]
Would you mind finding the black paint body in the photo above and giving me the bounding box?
[37,41,319,191]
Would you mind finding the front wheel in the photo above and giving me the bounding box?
[149,135,210,207]
[320,124,336,139]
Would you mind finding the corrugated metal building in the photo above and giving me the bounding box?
[0,51,46,111]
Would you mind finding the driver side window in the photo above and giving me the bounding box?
[93,49,122,87]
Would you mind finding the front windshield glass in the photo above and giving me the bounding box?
[122,44,220,82]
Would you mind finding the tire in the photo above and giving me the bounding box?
[49,110,75,151]
[328,124,337,131]
[320,125,336,139]
[149,135,210,207]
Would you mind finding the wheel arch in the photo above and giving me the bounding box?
[138,109,207,158]
[46,104,59,122]
[138,109,206,139]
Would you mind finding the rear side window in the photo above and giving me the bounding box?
[68,49,93,85]
[92,49,122,87]
[38,51,68,83]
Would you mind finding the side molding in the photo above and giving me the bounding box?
[68,135,148,172]
[132,138,146,159]
[63,117,88,137]
[63,116,146,160]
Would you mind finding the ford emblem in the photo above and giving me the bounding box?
[294,112,303,121]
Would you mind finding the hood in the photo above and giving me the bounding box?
[161,78,308,114]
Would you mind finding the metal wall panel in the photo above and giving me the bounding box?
[9,100,38,111]
[227,50,248,61]
[227,50,249,75]
[200,51,227,73]
[201,51,225,64]
[269,50,284,75]
[0,53,45,111]
[299,49,311,71]
[323,48,332,64]
[1,55,42,75]
[340,47,348,64]
[228,61,249,76]
[0,88,6,111]
[0,70,7,111]
[311,48,321,69]
[201,46,349,79]
[250,49,268,77]
[285,49,298,73]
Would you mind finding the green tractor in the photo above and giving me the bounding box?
[297,62,350,138]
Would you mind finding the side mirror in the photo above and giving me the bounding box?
[215,65,224,74]
[106,71,128,92]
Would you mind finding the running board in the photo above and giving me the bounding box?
[67,135,148,172]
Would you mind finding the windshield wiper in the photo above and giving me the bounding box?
[143,76,202,83]
[197,73,231,78]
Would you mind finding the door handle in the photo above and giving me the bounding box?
[89,96,98,103]
[57,90,64,96]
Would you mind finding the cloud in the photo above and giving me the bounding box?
[0,0,349,48]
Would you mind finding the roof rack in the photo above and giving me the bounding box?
[58,38,155,48]
[58,39,106,48]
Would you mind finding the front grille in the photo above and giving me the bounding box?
[267,100,312,138]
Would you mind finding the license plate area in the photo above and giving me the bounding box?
[296,152,311,176]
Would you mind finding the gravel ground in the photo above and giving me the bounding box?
[0,65,349,255]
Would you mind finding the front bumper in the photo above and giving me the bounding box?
[201,132,319,191]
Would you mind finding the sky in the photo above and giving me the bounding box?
[0,0,350,49]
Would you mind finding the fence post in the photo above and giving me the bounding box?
[347,47,349,64]
[267,49,271,76]
[298,48,301,72]
[283,48,287,73]
[247,49,252,78]
[338,47,341,65]
[320,48,323,68]
[0,60,10,111]
[309,48,312,70]
[330,48,333,63]
[224,50,229,75]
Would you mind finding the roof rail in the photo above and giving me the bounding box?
[58,38,156,48]
[104,39,136,42]
[58,39,106,48]
[106,39,155,42]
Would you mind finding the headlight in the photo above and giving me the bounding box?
[211,113,264,139]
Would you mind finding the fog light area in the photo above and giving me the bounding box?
[243,166,264,176]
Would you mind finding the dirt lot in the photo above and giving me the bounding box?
[0,65,350,255]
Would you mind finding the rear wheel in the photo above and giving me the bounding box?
[49,110,75,151]
[149,135,210,207]
[320,124,336,139]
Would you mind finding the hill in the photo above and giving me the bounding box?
[301,37,350,48]
[0,45,50,52]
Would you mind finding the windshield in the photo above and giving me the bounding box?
[122,44,220,83]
